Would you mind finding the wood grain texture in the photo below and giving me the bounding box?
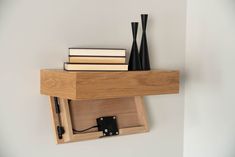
[48,96,149,143]
[72,132,103,142]
[119,126,148,135]
[41,70,76,99]
[135,97,149,131]
[69,97,141,131]
[41,69,179,100]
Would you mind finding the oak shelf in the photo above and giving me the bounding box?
[40,69,180,144]
[41,69,179,100]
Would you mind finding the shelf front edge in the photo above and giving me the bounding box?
[40,69,77,99]
[40,69,180,100]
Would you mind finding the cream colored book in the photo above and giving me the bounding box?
[69,48,126,57]
[64,63,128,71]
[69,56,126,64]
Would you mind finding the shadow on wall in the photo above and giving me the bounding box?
[0,2,14,157]
[0,0,9,24]
[143,97,154,129]
[0,0,17,25]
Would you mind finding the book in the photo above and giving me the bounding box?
[69,56,126,64]
[64,63,128,71]
[69,48,126,57]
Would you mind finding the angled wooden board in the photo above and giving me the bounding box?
[49,96,148,143]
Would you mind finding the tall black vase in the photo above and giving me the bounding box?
[128,22,142,71]
[140,14,151,70]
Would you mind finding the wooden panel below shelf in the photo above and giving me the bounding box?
[69,97,142,132]
[48,96,149,143]
[41,69,179,100]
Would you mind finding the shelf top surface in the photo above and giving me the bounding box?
[41,69,179,74]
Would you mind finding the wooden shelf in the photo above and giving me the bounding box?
[41,69,179,100]
[41,69,180,144]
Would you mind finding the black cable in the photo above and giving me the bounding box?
[68,100,98,134]
[73,125,98,133]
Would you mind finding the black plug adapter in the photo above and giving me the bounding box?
[96,116,119,137]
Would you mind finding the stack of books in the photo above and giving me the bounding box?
[64,48,128,71]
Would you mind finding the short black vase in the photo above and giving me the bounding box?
[128,22,142,71]
[140,14,151,70]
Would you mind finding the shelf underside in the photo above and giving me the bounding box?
[41,69,179,100]
[49,96,149,143]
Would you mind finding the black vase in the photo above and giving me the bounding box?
[140,14,151,70]
[128,22,142,71]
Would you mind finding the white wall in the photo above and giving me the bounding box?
[184,0,235,157]
[0,0,186,157]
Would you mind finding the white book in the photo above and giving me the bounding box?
[64,63,128,71]
[69,48,126,57]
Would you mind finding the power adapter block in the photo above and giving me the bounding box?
[96,116,119,137]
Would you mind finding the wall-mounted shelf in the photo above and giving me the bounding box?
[41,69,179,100]
[40,69,179,144]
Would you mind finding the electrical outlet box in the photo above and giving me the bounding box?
[97,116,119,137]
